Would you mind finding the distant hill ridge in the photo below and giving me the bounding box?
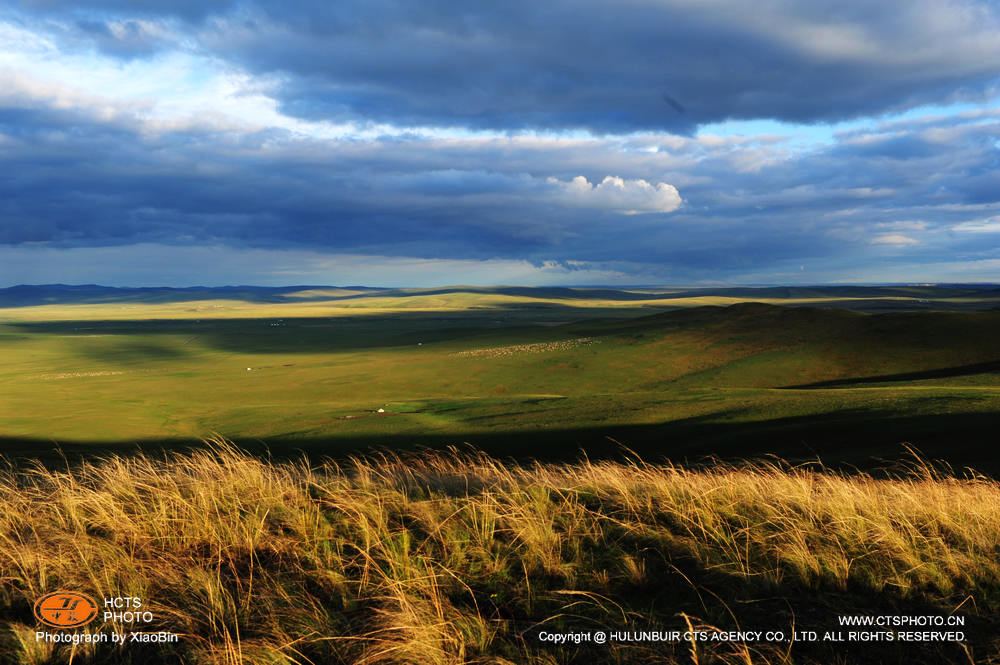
[2,283,998,307]
[0,284,384,306]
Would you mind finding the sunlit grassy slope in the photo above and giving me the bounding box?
[1,285,999,467]
[1,443,997,664]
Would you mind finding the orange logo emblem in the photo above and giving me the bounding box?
[33,591,99,629]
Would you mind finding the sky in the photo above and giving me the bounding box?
[1,1,999,287]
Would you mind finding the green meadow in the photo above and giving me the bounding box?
[2,285,999,470]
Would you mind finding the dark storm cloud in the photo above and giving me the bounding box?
[2,77,998,280]
[192,0,1000,133]
[73,18,167,58]
[12,0,235,23]
[10,0,1000,133]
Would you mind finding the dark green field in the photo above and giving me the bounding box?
[2,284,999,470]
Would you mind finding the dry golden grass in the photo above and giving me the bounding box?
[1,440,998,664]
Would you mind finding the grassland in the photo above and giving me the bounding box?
[1,285,999,470]
[1,442,997,665]
[2,285,1000,664]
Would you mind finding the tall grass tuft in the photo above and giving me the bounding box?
[1,441,998,664]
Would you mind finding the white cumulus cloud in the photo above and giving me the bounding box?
[953,217,1000,233]
[546,175,682,214]
[871,233,920,246]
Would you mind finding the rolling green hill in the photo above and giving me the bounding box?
[1,286,999,470]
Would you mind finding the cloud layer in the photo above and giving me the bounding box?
[1,2,999,285]
[9,0,1000,133]
[1,71,998,284]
